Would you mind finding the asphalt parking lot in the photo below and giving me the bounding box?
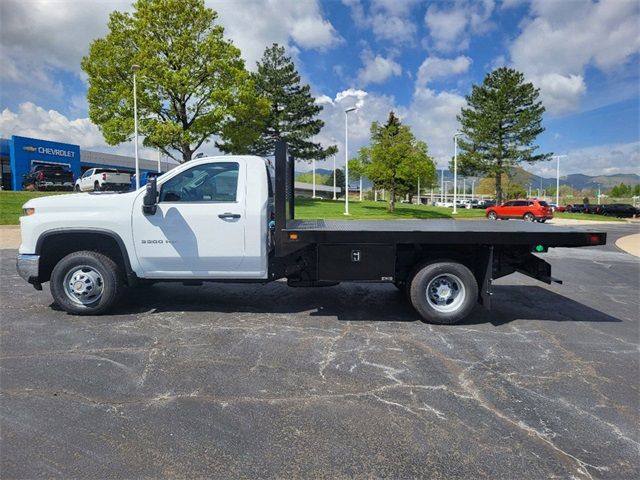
[1,223,638,479]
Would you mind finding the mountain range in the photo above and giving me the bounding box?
[297,167,639,191]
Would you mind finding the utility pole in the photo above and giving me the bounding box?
[417,177,421,205]
[344,107,357,215]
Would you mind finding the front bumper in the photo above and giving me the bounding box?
[16,254,42,290]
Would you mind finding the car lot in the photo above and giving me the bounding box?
[1,223,638,479]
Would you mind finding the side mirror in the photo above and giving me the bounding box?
[142,177,158,215]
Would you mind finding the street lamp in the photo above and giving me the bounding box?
[553,154,567,207]
[453,132,463,214]
[132,64,141,190]
[331,137,337,200]
[344,107,357,215]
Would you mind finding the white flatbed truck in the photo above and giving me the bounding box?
[17,142,606,324]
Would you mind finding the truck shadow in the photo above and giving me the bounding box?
[101,282,622,326]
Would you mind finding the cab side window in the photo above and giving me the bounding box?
[159,162,239,203]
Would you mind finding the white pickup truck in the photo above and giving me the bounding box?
[17,142,606,324]
[75,167,132,191]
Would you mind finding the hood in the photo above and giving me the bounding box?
[23,191,138,213]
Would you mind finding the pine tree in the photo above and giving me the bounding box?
[456,67,551,203]
[233,43,328,160]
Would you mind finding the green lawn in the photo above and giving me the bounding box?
[0,191,70,224]
[295,198,485,220]
[0,191,625,225]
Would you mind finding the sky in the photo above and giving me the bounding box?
[0,0,638,178]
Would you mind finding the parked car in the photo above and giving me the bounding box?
[75,168,132,192]
[22,164,74,191]
[598,204,639,218]
[567,204,587,213]
[474,199,496,209]
[486,199,553,222]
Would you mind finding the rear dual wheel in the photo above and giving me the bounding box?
[409,261,478,325]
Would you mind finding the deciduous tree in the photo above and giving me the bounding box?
[361,112,436,211]
[82,0,269,162]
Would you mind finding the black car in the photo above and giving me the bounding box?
[598,204,639,218]
[22,164,75,191]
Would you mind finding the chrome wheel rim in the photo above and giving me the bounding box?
[524,214,534,221]
[488,212,497,220]
[426,274,466,313]
[63,266,104,305]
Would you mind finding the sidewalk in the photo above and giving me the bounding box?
[615,234,640,258]
[0,226,20,249]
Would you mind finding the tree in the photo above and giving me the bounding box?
[455,67,551,203]
[238,43,329,160]
[611,182,632,197]
[81,0,269,162]
[360,112,436,211]
[325,168,345,195]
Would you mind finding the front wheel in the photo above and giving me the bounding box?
[94,181,101,191]
[487,211,498,220]
[74,185,80,192]
[409,262,478,325]
[50,251,123,315]
[523,213,535,222]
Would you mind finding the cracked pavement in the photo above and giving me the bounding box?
[1,224,639,479]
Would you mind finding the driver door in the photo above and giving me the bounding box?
[131,161,247,278]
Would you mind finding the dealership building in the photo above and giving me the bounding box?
[0,135,177,190]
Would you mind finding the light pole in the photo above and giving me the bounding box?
[157,149,161,173]
[553,154,567,207]
[471,179,476,200]
[440,168,445,202]
[332,138,337,200]
[344,107,357,215]
[453,132,463,214]
[359,173,363,201]
[417,177,420,205]
[312,136,317,199]
[132,64,141,190]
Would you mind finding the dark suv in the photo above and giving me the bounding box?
[22,164,74,191]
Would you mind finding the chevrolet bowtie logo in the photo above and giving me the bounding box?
[22,146,37,152]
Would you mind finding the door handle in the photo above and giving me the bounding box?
[218,212,241,219]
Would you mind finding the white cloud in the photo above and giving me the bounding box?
[357,51,402,86]
[342,0,419,44]
[528,142,640,177]
[416,56,472,87]
[213,0,342,68]
[535,74,587,114]
[0,102,158,159]
[509,0,640,114]
[424,0,495,52]
[404,88,467,166]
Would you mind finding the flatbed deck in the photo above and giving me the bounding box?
[284,219,605,248]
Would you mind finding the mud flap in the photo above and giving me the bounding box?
[479,246,493,309]
[515,253,563,285]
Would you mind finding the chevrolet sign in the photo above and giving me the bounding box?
[23,145,75,158]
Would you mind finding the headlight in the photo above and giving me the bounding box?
[23,208,35,216]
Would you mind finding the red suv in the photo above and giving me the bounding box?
[486,199,553,223]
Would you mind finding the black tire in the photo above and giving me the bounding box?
[487,211,498,220]
[538,218,547,223]
[523,212,535,222]
[50,251,123,315]
[94,181,102,191]
[74,185,80,192]
[409,261,478,325]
